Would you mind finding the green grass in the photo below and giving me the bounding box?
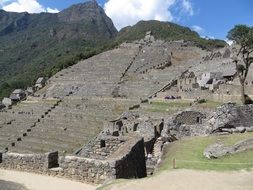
[141,99,223,114]
[159,133,253,172]
[194,100,223,109]
[143,100,191,114]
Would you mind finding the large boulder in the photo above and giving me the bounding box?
[207,103,253,134]
[203,143,231,159]
[204,137,253,159]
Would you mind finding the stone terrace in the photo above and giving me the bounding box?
[8,97,138,155]
[0,38,206,155]
[0,99,57,151]
[119,42,206,98]
[44,44,141,98]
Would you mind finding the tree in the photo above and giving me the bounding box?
[227,25,253,104]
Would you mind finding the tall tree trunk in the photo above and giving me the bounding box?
[241,82,246,104]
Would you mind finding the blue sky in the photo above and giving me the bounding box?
[0,0,252,40]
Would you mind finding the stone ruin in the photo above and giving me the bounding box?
[0,130,147,184]
[162,110,208,140]
[78,103,253,176]
[77,111,166,175]
[160,103,253,141]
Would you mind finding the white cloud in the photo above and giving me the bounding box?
[192,25,204,33]
[225,39,234,46]
[1,0,59,13]
[104,0,194,30]
[46,7,59,13]
[181,0,194,16]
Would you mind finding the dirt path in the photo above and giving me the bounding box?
[0,169,97,190]
[106,169,253,190]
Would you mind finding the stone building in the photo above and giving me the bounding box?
[97,112,165,175]
[26,87,36,95]
[177,71,199,91]
[9,89,26,102]
[222,68,237,82]
[162,110,208,139]
[198,72,222,90]
[174,111,206,125]
[35,77,46,90]
[2,97,12,108]
[0,102,5,110]
[144,31,155,43]
[223,48,232,58]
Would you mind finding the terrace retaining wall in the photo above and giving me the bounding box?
[0,136,146,184]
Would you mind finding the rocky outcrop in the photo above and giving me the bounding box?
[58,1,117,38]
[208,103,253,134]
[204,137,253,159]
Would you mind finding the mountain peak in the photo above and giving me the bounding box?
[58,0,101,22]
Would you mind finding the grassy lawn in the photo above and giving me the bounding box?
[194,100,223,109]
[142,100,191,114]
[159,133,253,172]
[141,99,223,114]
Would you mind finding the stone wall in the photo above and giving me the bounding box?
[58,156,114,184]
[78,135,126,159]
[0,136,147,184]
[219,84,253,96]
[111,136,147,179]
[175,111,206,125]
[0,152,57,172]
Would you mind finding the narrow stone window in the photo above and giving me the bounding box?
[100,140,106,148]
[197,117,201,123]
[133,124,138,131]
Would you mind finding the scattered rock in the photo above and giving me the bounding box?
[204,137,253,159]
